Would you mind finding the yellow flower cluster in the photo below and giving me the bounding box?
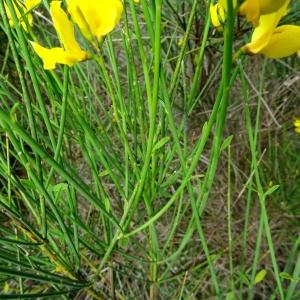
[210,0,300,59]
[4,0,41,31]
[31,1,88,70]
[3,0,123,69]
[32,0,123,69]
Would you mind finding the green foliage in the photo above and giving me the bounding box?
[0,0,299,299]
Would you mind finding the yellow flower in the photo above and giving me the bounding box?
[66,0,123,41]
[257,25,300,58]
[24,0,41,10]
[219,0,237,10]
[240,0,288,26]
[210,2,226,29]
[242,1,300,58]
[210,0,237,30]
[294,119,300,134]
[4,0,41,31]
[31,1,87,70]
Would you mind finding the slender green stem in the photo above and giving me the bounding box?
[0,108,121,229]
[4,0,56,149]
[240,64,284,299]
[227,144,234,293]
[45,66,69,187]
[0,0,46,234]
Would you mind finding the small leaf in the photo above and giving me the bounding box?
[221,135,234,152]
[201,121,208,134]
[20,179,35,189]
[225,292,235,300]
[254,269,267,284]
[119,236,129,248]
[100,168,116,177]
[3,282,10,293]
[153,136,170,152]
[48,183,68,193]
[10,102,20,119]
[280,272,292,281]
[238,271,250,285]
[264,185,280,197]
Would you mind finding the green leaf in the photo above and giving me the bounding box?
[220,135,234,152]
[225,292,235,300]
[238,271,250,285]
[99,169,110,177]
[0,288,80,299]
[20,179,35,189]
[9,102,20,120]
[119,236,129,248]
[202,121,208,133]
[153,136,170,152]
[254,269,267,284]
[264,185,280,197]
[280,272,292,281]
[47,183,68,193]
[0,267,88,288]
[0,237,42,246]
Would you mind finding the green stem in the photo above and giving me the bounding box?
[4,0,56,149]
[240,63,285,300]
[45,66,69,187]
[0,108,121,229]
[0,0,45,234]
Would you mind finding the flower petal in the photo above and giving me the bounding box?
[259,0,288,15]
[31,42,87,69]
[293,119,300,127]
[4,1,33,31]
[243,1,289,54]
[67,0,123,40]
[24,0,41,10]
[240,0,289,26]
[31,1,87,69]
[259,25,300,58]
[50,1,82,53]
[31,42,69,69]
[240,0,260,26]
[210,4,223,29]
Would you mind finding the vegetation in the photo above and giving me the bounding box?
[0,0,299,299]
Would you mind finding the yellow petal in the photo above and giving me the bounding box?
[31,41,86,69]
[210,0,237,30]
[50,1,83,54]
[210,4,222,28]
[239,0,260,26]
[259,0,288,15]
[24,0,42,10]
[293,119,300,127]
[4,1,33,31]
[67,0,123,40]
[66,2,92,40]
[243,1,289,54]
[31,1,87,69]
[295,127,300,134]
[240,0,289,26]
[260,25,300,58]
[31,42,70,69]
